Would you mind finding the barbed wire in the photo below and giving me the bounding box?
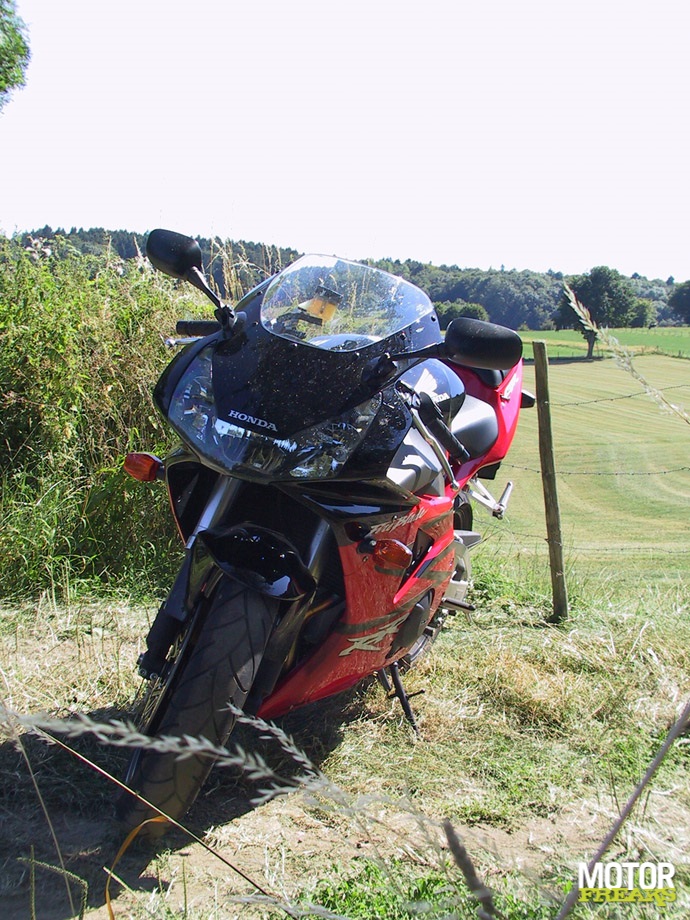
[479,525,690,555]
[553,384,689,408]
[503,463,690,477]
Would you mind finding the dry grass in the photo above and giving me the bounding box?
[1,581,689,918]
[1,275,689,915]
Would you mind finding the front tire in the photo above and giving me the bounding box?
[116,579,278,836]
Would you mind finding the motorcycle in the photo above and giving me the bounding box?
[116,229,532,834]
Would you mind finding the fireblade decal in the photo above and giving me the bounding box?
[338,612,409,656]
[336,590,430,657]
[370,507,425,534]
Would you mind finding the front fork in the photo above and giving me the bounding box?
[138,475,321,682]
[137,476,243,679]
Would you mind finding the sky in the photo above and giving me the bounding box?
[2,0,689,281]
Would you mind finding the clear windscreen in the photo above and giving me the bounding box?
[261,255,435,352]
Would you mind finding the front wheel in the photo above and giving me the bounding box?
[116,579,278,836]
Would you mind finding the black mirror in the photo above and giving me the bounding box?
[146,229,203,279]
[146,229,222,311]
[443,317,522,370]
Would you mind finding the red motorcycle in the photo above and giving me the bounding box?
[117,230,531,833]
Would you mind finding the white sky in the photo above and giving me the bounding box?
[2,0,689,281]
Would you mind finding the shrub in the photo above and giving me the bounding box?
[0,236,211,597]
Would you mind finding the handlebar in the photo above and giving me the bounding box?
[417,393,470,463]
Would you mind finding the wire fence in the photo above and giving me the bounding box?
[554,383,689,408]
[505,462,690,477]
[475,369,690,561]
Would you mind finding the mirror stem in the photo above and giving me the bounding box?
[186,266,223,310]
[185,266,238,334]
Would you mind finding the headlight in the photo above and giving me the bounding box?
[285,403,382,479]
[168,348,381,480]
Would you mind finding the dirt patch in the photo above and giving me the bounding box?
[0,787,579,918]
[3,603,689,918]
[3,737,674,920]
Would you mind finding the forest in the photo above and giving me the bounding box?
[14,225,682,331]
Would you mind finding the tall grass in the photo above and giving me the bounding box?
[0,236,201,598]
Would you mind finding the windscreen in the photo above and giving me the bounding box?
[261,255,435,352]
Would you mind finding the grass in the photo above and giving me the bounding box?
[520,326,690,359]
[300,858,558,919]
[3,578,688,915]
[487,353,690,590]
[317,575,690,819]
[0,237,204,599]
[1,244,689,916]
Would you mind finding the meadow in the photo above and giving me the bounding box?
[0,242,689,918]
[520,326,690,359]
[488,353,690,590]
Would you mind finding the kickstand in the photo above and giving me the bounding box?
[376,668,392,693]
[384,661,421,736]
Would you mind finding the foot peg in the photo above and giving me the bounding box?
[467,478,514,518]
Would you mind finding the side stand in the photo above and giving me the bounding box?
[377,662,423,736]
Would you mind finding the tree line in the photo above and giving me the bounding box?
[15,226,689,342]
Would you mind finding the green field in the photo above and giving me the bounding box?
[475,353,690,593]
[520,326,690,359]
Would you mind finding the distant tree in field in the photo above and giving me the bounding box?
[556,266,637,358]
[435,300,489,329]
[668,281,690,323]
[630,298,657,328]
[0,0,30,111]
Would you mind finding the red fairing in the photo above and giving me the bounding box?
[452,360,524,485]
[258,494,455,718]
[259,362,526,719]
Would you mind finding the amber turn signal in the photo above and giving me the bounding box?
[371,539,413,573]
[124,452,163,482]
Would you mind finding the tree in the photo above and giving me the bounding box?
[435,300,489,329]
[630,298,657,328]
[556,266,637,358]
[0,0,30,111]
[668,281,690,324]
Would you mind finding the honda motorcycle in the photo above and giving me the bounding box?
[116,229,532,833]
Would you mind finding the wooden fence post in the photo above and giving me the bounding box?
[532,341,569,623]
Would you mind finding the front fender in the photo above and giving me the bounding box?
[196,525,316,601]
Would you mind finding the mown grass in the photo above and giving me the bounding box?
[486,353,690,591]
[520,326,690,359]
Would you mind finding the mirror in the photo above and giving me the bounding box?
[443,317,522,370]
[146,229,222,311]
[146,229,203,279]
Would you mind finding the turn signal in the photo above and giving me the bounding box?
[371,539,413,573]
[124,452,163,482]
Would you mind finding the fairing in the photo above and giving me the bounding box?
[154,257,443,482]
